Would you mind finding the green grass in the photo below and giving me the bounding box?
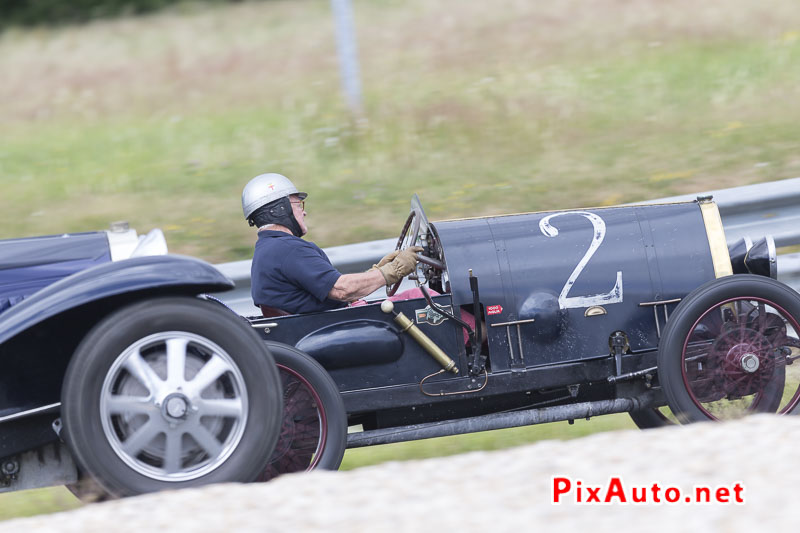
[1,0,799,260]
[0,486,81,522]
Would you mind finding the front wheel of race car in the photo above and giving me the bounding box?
[61,296,283,497]
[657,275,800,423]
[257,343,347,481]
[628,407,675,429]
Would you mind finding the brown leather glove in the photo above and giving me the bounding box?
[372,250,400,270]
[378,246,423,285]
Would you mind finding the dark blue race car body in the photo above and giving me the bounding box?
[0,231,111,312]
[0,255,233,419]
[258,202,714,426]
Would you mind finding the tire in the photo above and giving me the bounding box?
[657,275,800,423]
[66,470,113,503]
[61,296,283,497]
[257,343,347,481]
[628,408,675,429]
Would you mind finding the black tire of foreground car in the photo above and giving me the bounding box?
[65,470,113,502]
[61,296,283,497]
[257,343,347,481]
[628,408,674,429]
[657,275,800,423]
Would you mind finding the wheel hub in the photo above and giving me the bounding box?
[164,393,190,420]
[740,352,760,373]
[712,328,776,397]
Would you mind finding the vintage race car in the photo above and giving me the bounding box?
[0,225,283,497]
[247,194,799,476]
[2,195,797,497]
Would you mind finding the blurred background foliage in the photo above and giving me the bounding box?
[0,0,246,27]
[1,0,799,261]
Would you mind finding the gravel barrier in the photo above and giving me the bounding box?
[5,415,798,532]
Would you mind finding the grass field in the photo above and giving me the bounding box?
[1,0,799,260]
[1,0,799,522]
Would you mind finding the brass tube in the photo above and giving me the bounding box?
[391,311,459,374]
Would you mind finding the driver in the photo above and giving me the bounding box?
[243,173,422,316]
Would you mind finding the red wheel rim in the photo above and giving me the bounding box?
[680,296,800,420]
[257,364,328,481]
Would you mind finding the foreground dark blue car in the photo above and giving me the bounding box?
[2,195,798,499]
[0,226,283,497]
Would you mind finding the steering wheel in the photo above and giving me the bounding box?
[387,205,445,296]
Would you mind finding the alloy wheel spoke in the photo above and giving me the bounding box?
[122,419,162,456]
[187,424,223,457]
[186,355,229,396]
[123,349,164,395]
[166,338,189,386]
[106,395,156,415]
[195,398,244,419]
[163,430,184,474]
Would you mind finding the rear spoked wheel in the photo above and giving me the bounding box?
[658,275,800,423]
[257,343,347,481]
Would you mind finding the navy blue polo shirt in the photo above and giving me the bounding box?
[251,230,346,314]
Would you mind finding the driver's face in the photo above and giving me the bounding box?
[290,194,308,236]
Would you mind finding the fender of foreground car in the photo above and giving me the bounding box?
[0,254,284,498]
[0,255,233,433]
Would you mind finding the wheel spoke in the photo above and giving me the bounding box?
[106,395,156,415]
[166,338,189,386]
[195,398,243,419]
[283,378,305,405]
[186,355,229,396]
[679,294,800,420]
[121,419,162,456]
[187,424,223,457]
[123,349,164,394]
[163,430,184,474]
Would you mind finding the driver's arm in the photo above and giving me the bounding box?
[328,269,386,302]
[328,247,421,302]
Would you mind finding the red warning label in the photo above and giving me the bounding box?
[487,305,503,316]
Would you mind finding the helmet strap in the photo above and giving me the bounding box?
[249,196,303,237]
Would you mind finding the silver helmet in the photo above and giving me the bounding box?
[241,173,307,221]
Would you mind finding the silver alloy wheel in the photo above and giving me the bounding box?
[99,332,249,482]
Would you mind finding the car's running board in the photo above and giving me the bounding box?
[0,402,60,424]
[346,393,657,448]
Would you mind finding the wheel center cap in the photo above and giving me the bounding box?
[165,394,189,419]
[740,353,760,373]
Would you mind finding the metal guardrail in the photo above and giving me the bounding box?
[214,177,800,315]
[643,177,800,248]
